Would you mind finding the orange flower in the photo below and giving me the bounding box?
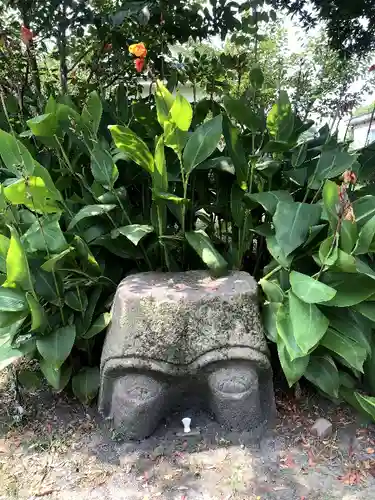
[129,42,147,58]
[21,25,34,45]
[134,57,145,73]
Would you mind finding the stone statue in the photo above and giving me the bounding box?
[98,270,276,440]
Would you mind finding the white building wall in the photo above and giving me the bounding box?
[140,81,206,102]
[351,122,375,149]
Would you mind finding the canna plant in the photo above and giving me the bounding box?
[1,69,375,421]
[219,76,375,421]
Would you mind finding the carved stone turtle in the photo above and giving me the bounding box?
[99,270,275,439]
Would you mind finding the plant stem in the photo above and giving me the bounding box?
[261,264,282,282]
[157,205,171,271]
[302,188,310,203]
[366,103,375,146]
[112,188,153,270]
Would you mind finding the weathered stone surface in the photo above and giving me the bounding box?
[311,418,333,439]
[99,270,276,440]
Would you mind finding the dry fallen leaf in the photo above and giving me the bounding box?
[280,454,296,469]
[308,449,316,467]
[338,471,361,485]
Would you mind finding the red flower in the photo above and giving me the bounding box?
[369,64,375,72]
[342,170,357,185]
[135,57,145,73]
[21,26,34,45]
[104,43,112,52]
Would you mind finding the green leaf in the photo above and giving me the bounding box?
[26,293,46,331]
[183,115,223,174]
[68,204,116,230]
[353,195,375,228]
[259,279,284,303]
[77,287,102,337]
[4,176,61,214]
[73,235,101,274]
[65,289,88,312]
[197,156,235,175]
[0,287,28,311]
[72,367,100,404]
[111,224,154,246]
[322,180,339,232]
[318,235,338,267]
[153,136,168,192]
[22,214,68,254]
[223,96,264,132]
[354,393,375,421]
[249,65,264,88]
[155,80,175,128]
[0,130,35,175]
[354,302,375,322]
[276,301,307,360]
[266,235,293,268]
[340,220,357,254]
[5,226,33,291]
[185,230,228,276]
[364,345,375,395]
[0,235,10,274]
[267,90,294,142]
[0,310,27,328]
[354,214,375,254]
[90,144,118,189]
[34,268,63,303]
[82,91,102,136]
[292,142,308,168]
[246,191,293,216]
[305,354,339,399]
[32,162,62,202]
[314,148,356,182]
[304,224,327,247]
[277,340,309,387]
[170,94,193,131]
[45,95,57,115]
[164,121,189,155]
[27,113,57,137]
[82,312,111,339]
[323,308,372,354]
[273,201,321,256]
[223,117,248,189]
[39,360,72,391]
[322,272,375,307]
[0,335,32,370]
[262,302,280,342]
[290,271,336,304]
[231,184,245,227]
[17,369,43,390]
[321,328,367,373]
[288,291,329,354]
[36,325,76,369]
[152,190,188,204]
[355,258,375,280]
[41,247,74,272]
[109,125,154,174]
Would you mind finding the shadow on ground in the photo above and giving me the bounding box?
[1,370,375,499]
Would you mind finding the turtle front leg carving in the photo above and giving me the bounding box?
[110,372,171,440]
[207,361,263,432]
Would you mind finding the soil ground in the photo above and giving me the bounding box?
[1,370,375,500]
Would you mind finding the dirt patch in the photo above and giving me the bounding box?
[1,370,375,500]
